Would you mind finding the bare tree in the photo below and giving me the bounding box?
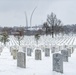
[34,33,40,45]
[14,27,24,45]
[0,31,9,46]
[54,19,63,36]
[47,12,57,38]
[47,12,63,37]
[42,22,51,35]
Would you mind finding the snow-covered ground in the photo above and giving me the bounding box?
[0,35,76,75]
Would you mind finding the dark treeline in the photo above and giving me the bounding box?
[0,24,76,36]
[43,24,76,36]
[0,12,76,37]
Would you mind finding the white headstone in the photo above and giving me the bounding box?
[51,47,55,53]
[35,49,42,60]
[10,47,13,55]
[12,49,18,59]
[10,46,18,55]
[27,48,32,56]
[61,50,68,62]
[67,48,71,57]
[23,47,26,52]
[17,52,26,68]
[71,47,74,53]
[45,48,50,56]
[53,53,63,73]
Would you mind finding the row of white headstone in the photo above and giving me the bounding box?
[10,46,74,74]
[53,47,74,73]
[10,46,51,59]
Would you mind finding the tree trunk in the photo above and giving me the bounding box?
[36,40,38,45]
[52,25,54,38]
[19,40,20,45]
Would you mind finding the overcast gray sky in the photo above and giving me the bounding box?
[0,0,76,27]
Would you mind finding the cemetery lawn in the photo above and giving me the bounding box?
[0,46,76,75]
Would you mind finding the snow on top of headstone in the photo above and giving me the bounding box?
[34,47,42,51]
[54,51,61,54]
[18,46,24,52]
[61,48,67,51]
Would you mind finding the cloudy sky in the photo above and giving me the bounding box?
[0,0,76,27]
